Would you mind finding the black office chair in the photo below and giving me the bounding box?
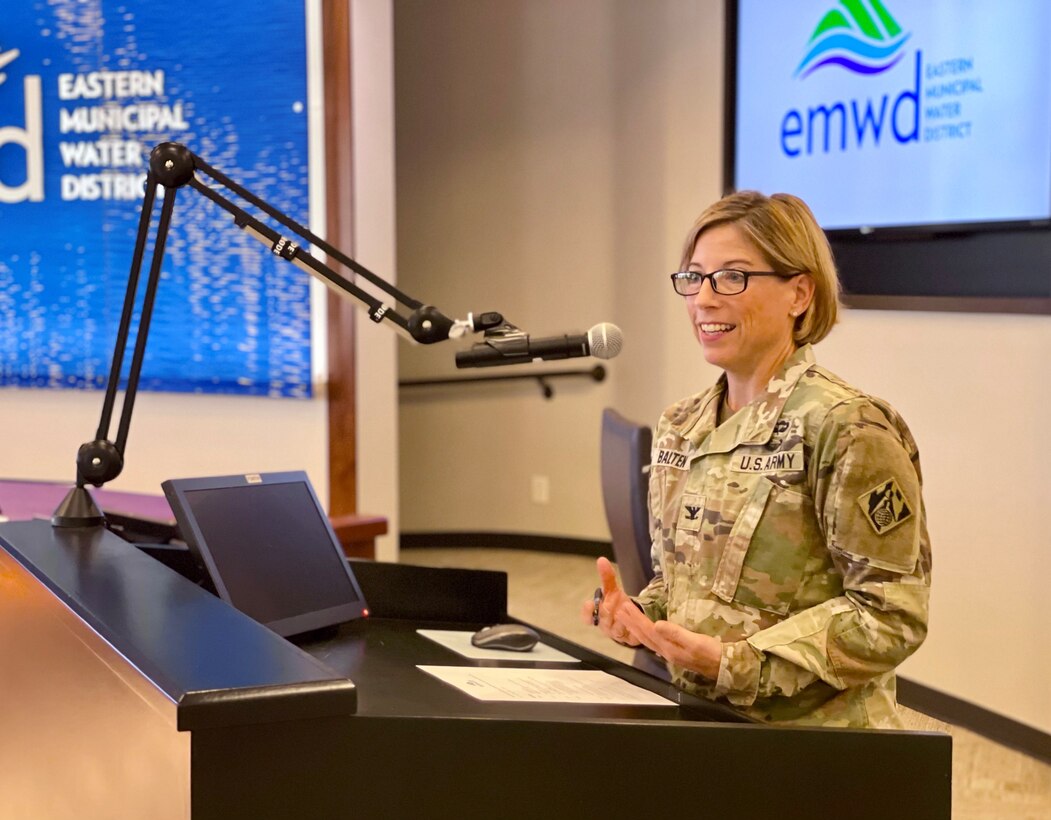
[599,408,655,596]
[600,408,670,680]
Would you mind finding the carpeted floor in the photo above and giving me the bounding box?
[402,547,1051,820]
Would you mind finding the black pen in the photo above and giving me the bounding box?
[591,587,603,626]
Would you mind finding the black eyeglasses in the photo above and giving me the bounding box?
[670,269,800,296]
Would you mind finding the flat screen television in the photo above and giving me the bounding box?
[727,0,1051,236]
[163,471,368,637]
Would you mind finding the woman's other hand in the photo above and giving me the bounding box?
[616,602,723,680]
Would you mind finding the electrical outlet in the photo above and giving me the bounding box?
[531,475,550,505]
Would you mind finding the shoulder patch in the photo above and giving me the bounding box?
[857,478,913,535]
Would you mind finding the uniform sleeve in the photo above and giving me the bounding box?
[713,400,932,706]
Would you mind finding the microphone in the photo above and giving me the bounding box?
[455,322,623,368]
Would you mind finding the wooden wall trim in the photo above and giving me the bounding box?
[323,0,357,516]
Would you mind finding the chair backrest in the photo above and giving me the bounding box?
[600,408,655,596]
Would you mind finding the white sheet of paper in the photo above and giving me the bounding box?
[417,629,580,663]
[417,665,677,706]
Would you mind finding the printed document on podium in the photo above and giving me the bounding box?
[418,666,676,705]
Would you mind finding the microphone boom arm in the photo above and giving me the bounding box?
[52,141,503,527]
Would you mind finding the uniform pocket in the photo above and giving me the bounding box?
[712,478,817,615]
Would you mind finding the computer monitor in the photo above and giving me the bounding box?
[162,471,368,637]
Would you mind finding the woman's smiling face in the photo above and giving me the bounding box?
[684,222,807,383]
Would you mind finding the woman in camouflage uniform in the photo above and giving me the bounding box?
[586,191,930,728]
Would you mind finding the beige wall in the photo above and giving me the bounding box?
[396,0,723,540]
[1,387,329,495]
[351,0,399,560]
[395,0,1050,733]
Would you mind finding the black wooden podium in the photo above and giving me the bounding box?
[0,520,952,819]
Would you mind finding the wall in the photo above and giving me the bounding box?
[1,387,328,495]
[350,0,399,560]
[395,0,723,540]
[1,0,400,560]
[394,0,1050,732]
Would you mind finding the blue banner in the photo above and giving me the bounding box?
[0,0,312,396]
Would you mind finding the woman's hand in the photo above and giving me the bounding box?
[579,557,642,646]
[615,601,723,681]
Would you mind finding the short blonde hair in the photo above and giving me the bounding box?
[679,191,841,345]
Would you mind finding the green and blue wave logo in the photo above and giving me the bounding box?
[796,0,909,79]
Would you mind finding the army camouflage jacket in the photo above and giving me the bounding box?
[635,345,931,727]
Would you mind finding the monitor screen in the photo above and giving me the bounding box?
[163,472,368,637]
[729,0,1051,233]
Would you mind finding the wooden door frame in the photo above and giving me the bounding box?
[322,0,357,517]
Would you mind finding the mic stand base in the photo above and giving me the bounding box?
[51,486,105,528]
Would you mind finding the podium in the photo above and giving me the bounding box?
[0,520,951,819]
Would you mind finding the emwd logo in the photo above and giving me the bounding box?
[781,1,920,157]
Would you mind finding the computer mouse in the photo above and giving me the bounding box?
[471,623,540,652]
